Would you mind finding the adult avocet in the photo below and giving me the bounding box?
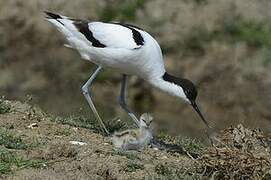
[45,12,210,135]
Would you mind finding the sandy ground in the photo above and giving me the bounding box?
[0,100,196,180]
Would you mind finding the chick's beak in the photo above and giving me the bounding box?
[190,100,210,129]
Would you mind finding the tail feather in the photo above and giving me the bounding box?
[44,11,92,60]
[45,11,80,32]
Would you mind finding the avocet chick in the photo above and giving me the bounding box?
[112,113,153,151]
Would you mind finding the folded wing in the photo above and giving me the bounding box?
[45,12,145,50]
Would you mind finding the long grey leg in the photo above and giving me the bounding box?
[118,74,140,127]
[81,66,109,135]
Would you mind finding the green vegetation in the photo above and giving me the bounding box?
[0,149,46,174]
[0,99,11,114]
[262,48,271,66]
[155,163,172,176]
[175,136,205,156]
[53,115,127,135]
[124,161,144,172]
[225,21,271,49]
[184,0,208,5]
[181,27,213,56]
[175,19,271,59]
[0,128,27,150]
[156,133,205,157]
[154,163,203,179]
[54,116,97,131]
[54,127,72,136]
[112,150,138,160]
[95,70,115,82]
[98,0,146,21]
[193,0,207,4]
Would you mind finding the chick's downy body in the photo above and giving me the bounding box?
[112,113,153,151]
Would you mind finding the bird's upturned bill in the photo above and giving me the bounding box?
[191,101,210,129]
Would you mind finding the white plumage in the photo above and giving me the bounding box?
[46,13,164,79]
[45,12,210,136]
[88,22,143,49]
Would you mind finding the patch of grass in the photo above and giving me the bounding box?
[262,48,271,66]
[54,127,72,136]
[53,116,127,135]
[119,0,146,21]
[225,21,271,49]
[154,163,203,179]
[193,0,207,4]
[0,149,46,174]
[171,19,271,58]
[112,150,138,160]
[54,116,96,130]
[0,99,11,114]
[0,128,27,150]
[164,26,215,55]
[156,133,206,157]
[184,0,208,5]
[155,163,172,176]
[98,0,147,21]
[124,161,144,172]
[185,27,219,55]
[175,137,205,156]
[95,70,114,82]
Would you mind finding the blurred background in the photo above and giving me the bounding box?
[0,0,270,138]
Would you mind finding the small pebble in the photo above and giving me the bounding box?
[69,141,87,146]
[99,154,105,158]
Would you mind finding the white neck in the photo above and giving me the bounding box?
[148,77,188,102]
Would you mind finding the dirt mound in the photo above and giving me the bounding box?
[0,99,270,179]
[200,125,271,179]
[0,99,196,179]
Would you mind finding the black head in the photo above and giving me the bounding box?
[163,72,197,101]
[162,72,210,128]
[179,78,198,101]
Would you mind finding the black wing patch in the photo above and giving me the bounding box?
[113,23,145,46]
[120,24,144,46]
[74,21,106,48]
[121,23,143,30]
